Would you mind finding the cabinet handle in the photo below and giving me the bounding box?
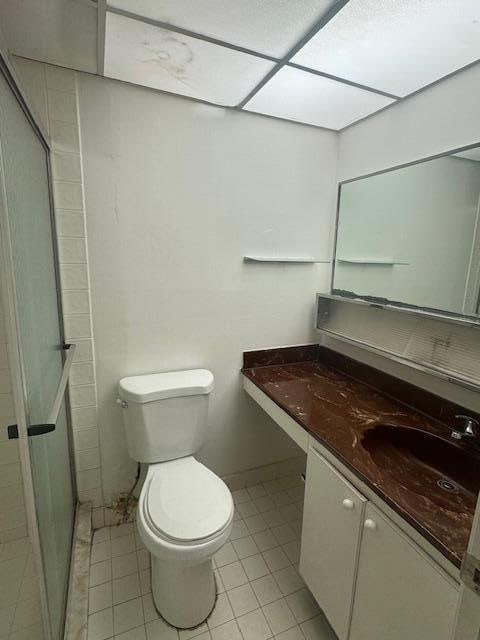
[342,498,355,510]
[364,518,377,531]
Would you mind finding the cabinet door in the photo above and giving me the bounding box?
[300,446,367,640]
[350,504,459,640]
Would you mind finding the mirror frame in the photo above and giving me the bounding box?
[331,141,480,328]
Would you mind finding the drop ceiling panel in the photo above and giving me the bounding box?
[292,0,480,97]
[107,0,337,58]
[105,13,275,106]
[0,0,97,73]
[244,66,395,130]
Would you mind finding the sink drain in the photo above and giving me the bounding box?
[437,479,460,493]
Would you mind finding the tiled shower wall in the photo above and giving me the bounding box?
[12,57,105,524]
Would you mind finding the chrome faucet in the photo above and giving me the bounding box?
[451,415,480,441]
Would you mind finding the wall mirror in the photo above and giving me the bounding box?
[332,144,480,321]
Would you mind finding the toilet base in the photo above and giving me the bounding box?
[151,556,216,629]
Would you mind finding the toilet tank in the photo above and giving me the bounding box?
[118,369,214,463]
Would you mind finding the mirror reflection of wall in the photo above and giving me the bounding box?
[334,147,480,316]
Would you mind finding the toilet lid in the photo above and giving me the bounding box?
[144,458,233,543]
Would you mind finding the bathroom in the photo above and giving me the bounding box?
[0,1,479,639]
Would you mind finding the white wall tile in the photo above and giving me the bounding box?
[53,181,83,210]
[60,263,89,289]
[0,344,10,369]
[72,339,94,363]
[50,119,79,152]
[0,441,19,466]
[79,487,104,509]
[47,89,77,123]
[0,525,28,543]
[77,467,102,492]
[0,484,24,510]
[58,237,87,263]
[73,427,99,451]
[0,505,27,532]
[56,210,85,237]
[45,65,75,93]
[71,405,97,429]
[70,384,96,409]
[64,314,92,340]
[76,447,101,471]
[0,393,15,417]
[0,369,12,393]
[62,290,90,315]
[0,463,22,487]
[52,153,82,182]
[70,362,95,386]
[0,318,6,343]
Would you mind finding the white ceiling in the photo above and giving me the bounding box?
[108,0,337,58]
[292,0,480,97]
[1,0,480,131]
[244,66,394,130]
[105,12,275,106]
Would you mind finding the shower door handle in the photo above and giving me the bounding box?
[6,343,76,440]
[8,423,55,439]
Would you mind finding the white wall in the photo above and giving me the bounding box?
[330,62,480,411]
[77,74,338,503]
[338,63,480,181]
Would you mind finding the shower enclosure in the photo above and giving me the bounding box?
[0,57,76,639]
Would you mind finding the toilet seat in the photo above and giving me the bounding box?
[142,456,233,543]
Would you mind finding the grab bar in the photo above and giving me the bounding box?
[7,343,76,439]
[47,343,76,425]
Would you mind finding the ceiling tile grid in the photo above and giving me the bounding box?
[107,0,337,58]
[102,0,480,131]
[105,12,275,107]
[291,0,480,97]
[243,66,395,130]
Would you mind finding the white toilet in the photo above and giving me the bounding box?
[118,369,234,629]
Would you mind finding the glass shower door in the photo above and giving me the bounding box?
[0,69,75,639]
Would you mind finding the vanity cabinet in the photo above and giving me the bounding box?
[349,504,458,640]
[300,446,366,640]
[300,447,459,640]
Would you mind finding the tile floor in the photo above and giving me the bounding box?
[0,537,44,640]
[87,474,336,640]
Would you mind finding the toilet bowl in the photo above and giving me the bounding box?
[136,457,233,628]
[118,369,233,628]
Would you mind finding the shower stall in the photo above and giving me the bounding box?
[0,55,76,639]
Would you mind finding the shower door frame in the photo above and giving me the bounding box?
[0,50,77,640]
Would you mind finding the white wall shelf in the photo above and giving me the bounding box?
[337,257,409,265]
[244,256,329,264]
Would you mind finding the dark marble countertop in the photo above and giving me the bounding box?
[243,346,480,568]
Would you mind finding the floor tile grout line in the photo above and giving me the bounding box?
[86,476,307,640]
